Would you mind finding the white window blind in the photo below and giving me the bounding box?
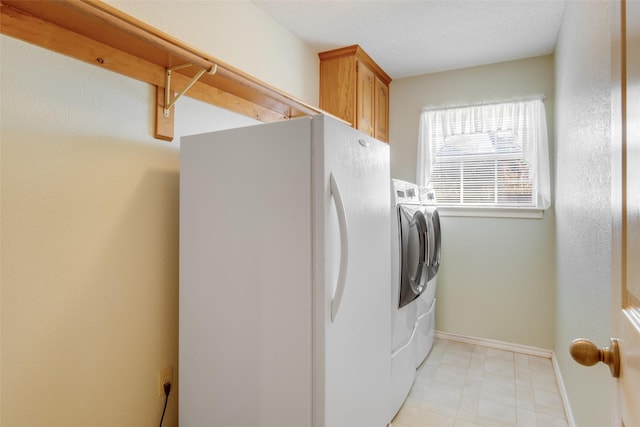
[417,99,551,211]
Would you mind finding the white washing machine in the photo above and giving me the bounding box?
[390,179,442,418]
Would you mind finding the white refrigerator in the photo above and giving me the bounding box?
[179,115,391,427]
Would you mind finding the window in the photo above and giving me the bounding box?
[417,99,551,216]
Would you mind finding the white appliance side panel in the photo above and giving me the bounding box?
[415,298,436,368]
[390,324,418,419]
[312,115,391,427]
[180,119,313,427]
[418,275,437,317]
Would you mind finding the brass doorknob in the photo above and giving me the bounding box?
[570,338,620,378]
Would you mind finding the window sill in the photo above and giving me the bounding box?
[437,206,545,219]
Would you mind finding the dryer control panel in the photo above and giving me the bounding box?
[392,179,420,205]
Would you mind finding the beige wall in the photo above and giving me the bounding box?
[554,2,612,426]
[105,0,319,106]
[390,56,556,349]
[0,2,318,426]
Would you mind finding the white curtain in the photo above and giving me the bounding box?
[417,99,551,209]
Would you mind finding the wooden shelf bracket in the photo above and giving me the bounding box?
[0,0,327,142]
[164,63,218,117]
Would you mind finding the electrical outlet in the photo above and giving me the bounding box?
[157,366,173,397]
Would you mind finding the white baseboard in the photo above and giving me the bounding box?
[551,352,576,427]
[434,330,576,427]
[435,330,552,358]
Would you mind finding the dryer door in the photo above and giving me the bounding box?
[398,206,429,308]
[427,209,441,281]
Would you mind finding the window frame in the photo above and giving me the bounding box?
[417,98,551,218]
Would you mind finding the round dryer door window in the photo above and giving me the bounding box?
[398,206,429,308]
[427,209,441,281]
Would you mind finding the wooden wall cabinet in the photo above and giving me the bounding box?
[319,45,391,142]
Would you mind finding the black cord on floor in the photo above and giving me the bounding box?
[159,382,171,427]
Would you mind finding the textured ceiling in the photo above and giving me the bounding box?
[253,0,567,79]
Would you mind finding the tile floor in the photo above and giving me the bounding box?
[391,338,569,427]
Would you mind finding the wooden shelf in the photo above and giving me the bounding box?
[0,0,324,140]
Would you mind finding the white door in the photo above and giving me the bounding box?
[612,1,640,425]
[570,2,640,425]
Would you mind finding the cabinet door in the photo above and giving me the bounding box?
[320,56,357,127]
[356,60,375,137]
[374,76,389,142]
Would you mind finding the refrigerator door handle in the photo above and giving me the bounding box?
[330,172,349,322]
